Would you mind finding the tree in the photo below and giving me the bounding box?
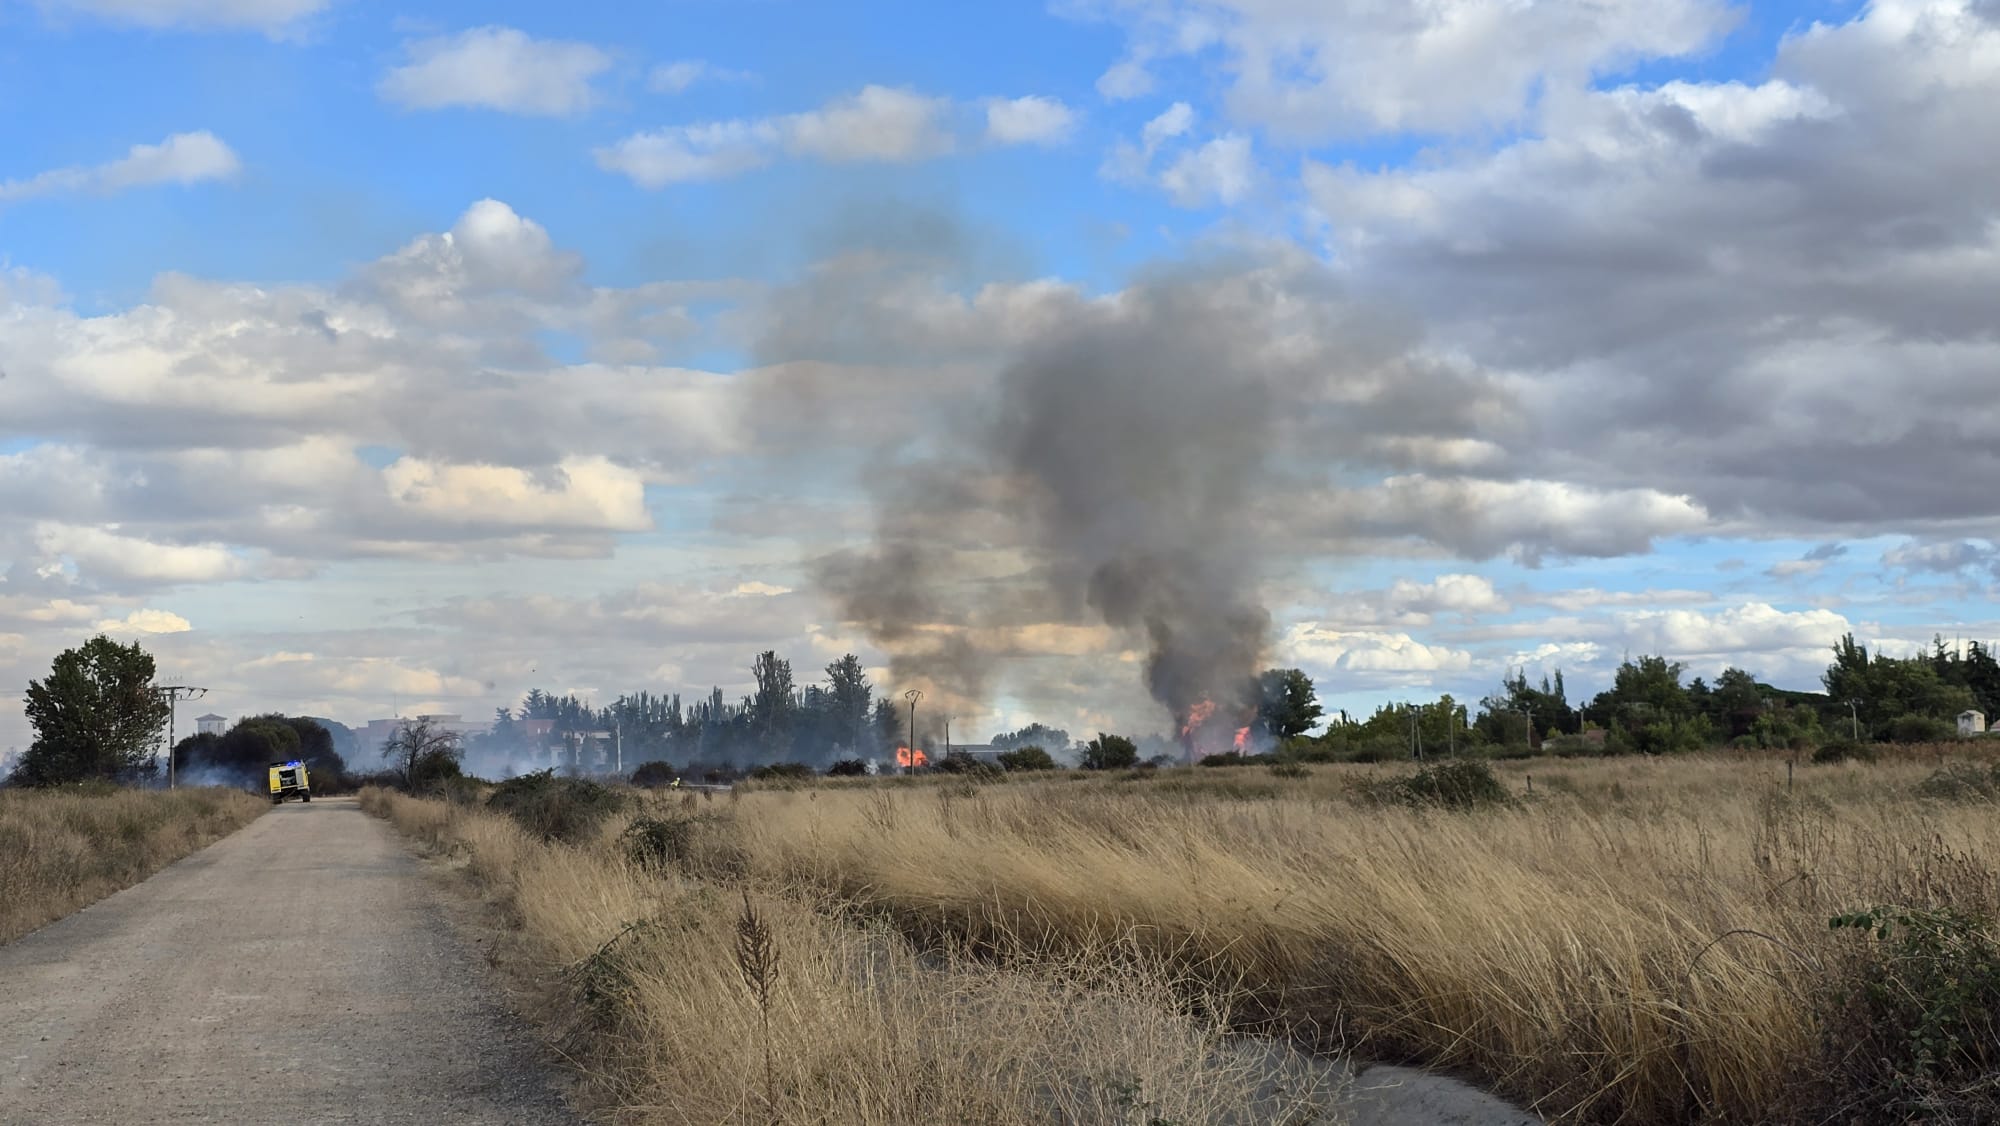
[1079,733,1139,770]
[381,717,464,787]
[16,635,171,786]
[990,723,1071,753]
[823,654,872,755]
[749,650,796,762]
[1256,668,1323,739]
[997,745,1058,771]
[871,697,902,756]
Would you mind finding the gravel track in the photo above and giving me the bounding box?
[0,797,579,1125]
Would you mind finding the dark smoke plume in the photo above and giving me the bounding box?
[812,253,1490,730]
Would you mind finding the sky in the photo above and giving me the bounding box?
[2,0,1998,755]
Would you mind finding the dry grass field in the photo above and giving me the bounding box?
[371,749,2000,1124]
[0,785,268,943]
[363,784,1344,1125]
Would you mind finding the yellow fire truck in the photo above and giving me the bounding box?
[268,760,312,804]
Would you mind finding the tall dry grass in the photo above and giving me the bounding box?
[361,786,1344,1125]
[0,785,268,943]
[690,754,2000,1123]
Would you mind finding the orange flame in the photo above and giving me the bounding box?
[1233,726,1250,750]
[1181,699,1217,738]
[896,746,929,769]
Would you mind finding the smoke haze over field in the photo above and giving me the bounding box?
[815,256,1513,729]
[5,1,2000,749]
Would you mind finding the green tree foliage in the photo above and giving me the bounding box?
[990,723,1071,753]
[871,697,903,757]
[1079,733,1139,770]
[822,654,873,757]
[1823,634,1977,740]
[175,714,347,789]
[748,650,796,762]
[996,745,1058,771]
[1473,668,1575,747]
[1256,668,1324,739]
[16,636,171,786]
[1575,656,1713,754]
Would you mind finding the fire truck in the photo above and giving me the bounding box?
[268,760,312,804]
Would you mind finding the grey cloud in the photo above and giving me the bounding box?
[1307,5,2000,538]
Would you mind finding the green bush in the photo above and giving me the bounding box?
[1197,752,1267,768]
[1377,759,1510,810]
[1889,714,1958,744]
[629,760,679,788]
[933,750,1000,777]
[1914,764,2000,802]
[1813,739,1877,764]
[486,769,626,844]
[622,814,718,870]
[996,745,1058,772]
[1825,905,2000,1121]
[1079,733,1139,770]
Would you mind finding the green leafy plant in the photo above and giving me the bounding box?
[1825,904,2000,1120]
[486,769,626,843]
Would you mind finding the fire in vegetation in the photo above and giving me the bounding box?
[894,746,928,769]
[1178,698,1254,763]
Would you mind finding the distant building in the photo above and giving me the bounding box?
[196,714,228,736]
[1960,710,1988,738]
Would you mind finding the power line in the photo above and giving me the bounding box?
[155,685,208,790]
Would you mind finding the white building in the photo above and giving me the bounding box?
[1960,710,1988,738]
[196,713,228,736]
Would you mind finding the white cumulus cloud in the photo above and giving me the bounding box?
[599,85,954,187]
[0,132,239,205]
[379,26,611,116]
[984,96,1077,146]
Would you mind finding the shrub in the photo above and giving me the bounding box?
[1825,905,2000,1120]
[748,762,816,783]
[623,814,714,870]
[934,751,1000,777]
[996,745,1057,772]
[630,760,680,788]
[1268,760,1310,779]
[1889,714,1958,744]
[1915,764,2000,802]
[1377,759,1510,810]
[826,758,869,777]
[1079,733,1139,771]
[486,769,626,844]
[409,751,463,789]
[1813,739,1877,764]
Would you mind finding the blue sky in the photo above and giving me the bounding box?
[2,0,1997,752]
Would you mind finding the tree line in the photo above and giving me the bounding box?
[9,631,1995,788]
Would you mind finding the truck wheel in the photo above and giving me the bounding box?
[301,792,311,802]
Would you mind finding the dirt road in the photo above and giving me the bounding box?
[0,798,578,1125]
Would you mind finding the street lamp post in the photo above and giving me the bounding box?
[904,689,923,775]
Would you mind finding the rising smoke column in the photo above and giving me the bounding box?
[814,253,1482,734]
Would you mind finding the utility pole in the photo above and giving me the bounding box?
[943,718,950,762]
[155,684,208,790]
[904,689,923,775]
[614,720,622,777]
[1847,699,1862,741]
